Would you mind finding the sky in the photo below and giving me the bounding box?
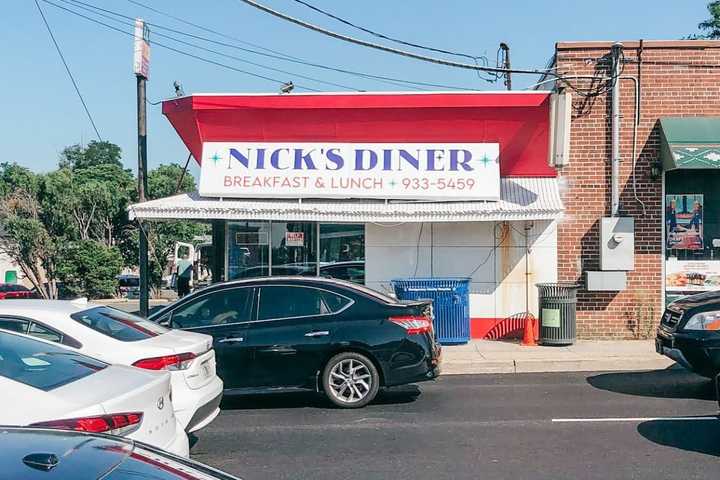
[0,0,710,181]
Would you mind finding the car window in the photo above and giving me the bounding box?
[28,322,62,343]
[319,291,352,313]
[71,306,169,342]
[0,331,107,391]
[0,317,29,334]
[171,288,254,328]
[258,286,344,320]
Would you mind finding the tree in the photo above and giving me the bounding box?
[56,240,123,299]
[0,164,59,298]
[123,164,207,293]
[59,141,122,170]
[694,1,720,38]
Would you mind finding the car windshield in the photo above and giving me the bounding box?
[71,306,169,342]
[105,444,237,480]
[0,331,107,391]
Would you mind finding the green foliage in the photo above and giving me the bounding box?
[692,1,720,39]
[59,141,122,170]
[56,240,123,299]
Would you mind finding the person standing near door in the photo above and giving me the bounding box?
[176,252,193,298]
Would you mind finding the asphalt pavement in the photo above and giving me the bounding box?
[190,368,718,480]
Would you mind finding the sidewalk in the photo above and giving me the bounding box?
[442,340,675,375]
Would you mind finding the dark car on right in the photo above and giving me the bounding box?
[656,290,720,378]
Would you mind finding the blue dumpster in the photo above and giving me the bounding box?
[392,277,471,345]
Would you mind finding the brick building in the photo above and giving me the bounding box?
[553,40,720,338]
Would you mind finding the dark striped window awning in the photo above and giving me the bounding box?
[660,117,720,170]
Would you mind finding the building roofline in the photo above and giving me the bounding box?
[556,40,720,50]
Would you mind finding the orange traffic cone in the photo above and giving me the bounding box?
[521,314,537,347]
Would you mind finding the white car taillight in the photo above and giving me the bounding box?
[31,412,143,436]
[389,315,433,335]
[133,352,197,371]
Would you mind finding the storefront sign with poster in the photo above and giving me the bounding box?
[665,258,720,292]
[285,231,305,247]
[665,194,704,250]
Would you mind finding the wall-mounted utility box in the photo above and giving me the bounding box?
[600,217,634,271]
[586,271,627,291]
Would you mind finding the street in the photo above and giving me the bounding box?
[191,370,719,480]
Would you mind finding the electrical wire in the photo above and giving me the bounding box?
[290,0,486,62]
[236,0,556,77]
[51,0,358,91]
[33,0,102,140]
[39,0,322,91]
[64,0,478,91]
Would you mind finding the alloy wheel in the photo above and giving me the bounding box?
[328,358,372,404]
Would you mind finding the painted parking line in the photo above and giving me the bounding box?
[552,416,717,423]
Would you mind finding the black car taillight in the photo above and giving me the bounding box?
[389,315,433,335]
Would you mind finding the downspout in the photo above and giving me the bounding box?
[610,42,623,217]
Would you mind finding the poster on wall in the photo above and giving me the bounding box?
[285,232,305,247]
[199,142,500,201]
[665,194,703,250]
[665,258,720,292]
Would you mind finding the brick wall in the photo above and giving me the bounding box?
[554,40,720,338]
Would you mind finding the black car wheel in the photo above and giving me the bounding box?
[322,352,379,408]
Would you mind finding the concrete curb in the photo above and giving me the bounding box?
[441,357,675,375]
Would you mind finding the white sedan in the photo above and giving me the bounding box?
[0,329,189,456]
[0,300,223,433]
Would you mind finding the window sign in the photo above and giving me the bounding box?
[285,232,305,247]
[666,194,704,250]
[200,142,500,201]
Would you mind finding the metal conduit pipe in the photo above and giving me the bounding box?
[610,42,623,217]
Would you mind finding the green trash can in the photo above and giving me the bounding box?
[536,283,580,346]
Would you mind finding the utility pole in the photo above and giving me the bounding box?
[500,43,511,90]
[134,19,151,317]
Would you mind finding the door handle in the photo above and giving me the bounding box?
[304,330,330,337]
[218,336,244,344]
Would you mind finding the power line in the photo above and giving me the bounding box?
[39,0,322,91]
[236,0,556,77]
[290,0,486,62]
[33,0,102,140]
[64,0,479,91]
[52,0,358,91]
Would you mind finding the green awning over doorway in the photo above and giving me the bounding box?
[660,117,720,170]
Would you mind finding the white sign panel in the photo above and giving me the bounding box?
[666,258,720,292]
[285,232,305,247]
[199,142,500,201]
[133,19,150,78]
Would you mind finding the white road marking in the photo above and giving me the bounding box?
[552,416,717,423]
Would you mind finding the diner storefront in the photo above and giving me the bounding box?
[131,91,563,339]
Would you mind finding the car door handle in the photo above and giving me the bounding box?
[218,336,244,344]
[304,330,330,337]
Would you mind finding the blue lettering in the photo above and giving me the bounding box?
[229,148,251,168]
[382,149,394,171]
[398,149,420,170]
[293,148,317,170]
[354,149,378,171]
[450,149,474,171]
[256,148,266,169]
[270,148,290,170]
[426,149,444,171]
[325,148,344,170]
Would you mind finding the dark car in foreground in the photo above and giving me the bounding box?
[656,290,720,378]
[0,427,239,480]
[149,277,441,408]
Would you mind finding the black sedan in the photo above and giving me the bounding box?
[656,290,720,378]
[149,277,441,408]
[0,427,239,479]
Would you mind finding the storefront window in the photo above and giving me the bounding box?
[319,224,365,283]
[270,222,317,276]
[227,221,270,280]
[664,170,720,304]
[225,221,365,283]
